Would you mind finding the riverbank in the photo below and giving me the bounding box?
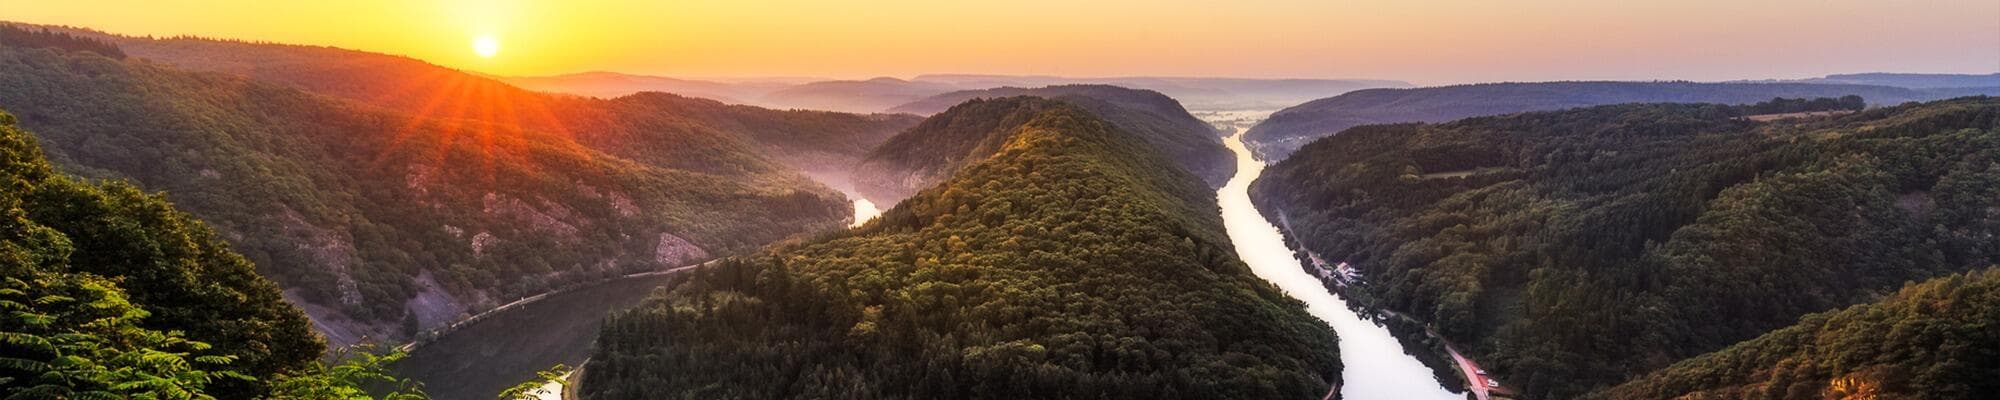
[391,269,696,400]
[1214,120,1462,400]
[396,261,712,353]
[391,183,872,399]
[1271,212,1512,399]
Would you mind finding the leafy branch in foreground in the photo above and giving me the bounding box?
[0,273,237,399]
[498,364,572,400]
[265,345,429,400]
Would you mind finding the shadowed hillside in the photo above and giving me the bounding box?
[1246,81,2000,159]
[1253,97,2000,398]
[1588,268,2000,400]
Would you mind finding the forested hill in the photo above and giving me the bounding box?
[0,110,320,398]
[1251,97,2000,398]
[889,85,1230,187]
[91,28,922,173]
[888,84,1216,120]
[857,91,1231,205]
[0,34,873,345]
[583,100,1340,399]
[1244,81,2000,159]
[1587,268,2000,400]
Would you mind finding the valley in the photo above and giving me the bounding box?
[1211,112,1463,400]
[579,98,1343,399]
[1251,97,2000,398]
[2,4,1996,398]
[402,107,1483,400]
[377,172,883,400]
[392,272,685,400]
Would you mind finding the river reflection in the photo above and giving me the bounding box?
[393,274,677,400]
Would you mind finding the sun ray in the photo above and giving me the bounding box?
[370,73,469,170]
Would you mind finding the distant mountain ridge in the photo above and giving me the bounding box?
[754,77,962,113]
[889,84,1215,117]
[1739,72,2000,89]
[914,74,1411,111]
[494,71,793,104]
[492,71,1409,114]
[1244,80,2000,159]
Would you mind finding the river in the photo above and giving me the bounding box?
[396,116,1454,400]
[393,178,876,399]
[391,273,679,400]
[1212,113,1464,400]
[851,196,881,227]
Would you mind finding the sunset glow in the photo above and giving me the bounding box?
[2,1,1996,398]
[1,0,1994,83]
[473,35,499,58]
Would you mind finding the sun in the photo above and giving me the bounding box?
[472,36,500,58]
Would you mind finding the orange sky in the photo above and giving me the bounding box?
[2,0,1996,84]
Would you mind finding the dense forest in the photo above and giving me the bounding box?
[0,30,910,344]
[0,25,123,59]
[887,85,1230,186]
[1245,81,2000,159]
[0,109,400,398]
[1587,268,2000,400]
[854,98,1068,203]
[1252,97,2000,398]
[856,90,1230,205]
[1733,95,1865,115]
[582,98,1340,399]
[2,108,443,399]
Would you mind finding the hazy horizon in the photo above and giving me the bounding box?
[3,0,1994,86]
[500,70,1999,87]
